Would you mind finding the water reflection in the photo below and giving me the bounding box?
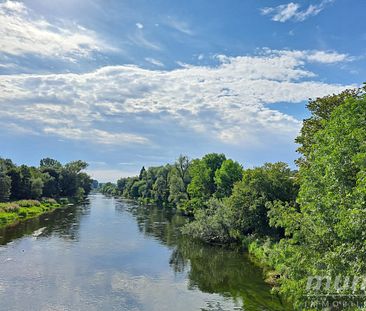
[0,200,90,245]
[121,202,289,311]
[0,195,290,311]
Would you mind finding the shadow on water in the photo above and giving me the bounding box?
[117,200,292,311]
[0,199,91,245]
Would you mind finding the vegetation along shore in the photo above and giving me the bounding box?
[0,158,93,228]
[100,85,366,309]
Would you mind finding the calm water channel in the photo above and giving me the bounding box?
[0,194,290,311]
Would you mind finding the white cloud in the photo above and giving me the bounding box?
[163,17,193,35]
[263,49,349,64]
[145,58,164,67]
[261,0,334,22]
[135,22,144,29]
[305,51,349,63]
[128,31,162,51]
[0,1,114,60]
[0,49,353,148]
[43,128,149,145]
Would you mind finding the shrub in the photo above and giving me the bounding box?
[0,202,20,212]
[16,200,41,207]
[42,198,57,204]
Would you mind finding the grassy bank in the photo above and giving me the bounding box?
[0,199,66,228]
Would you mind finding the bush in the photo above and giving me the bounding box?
[0,202,20,212]
[182,198,235,244]
[16,200,41,207]
[18,208,28,218]
[41,198,57,205]
[0,212,17,225]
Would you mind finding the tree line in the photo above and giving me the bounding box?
[101,84,366,308]
[0,158,93,202]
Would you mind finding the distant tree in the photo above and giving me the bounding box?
[91,180,99,189]
[65,160,88,174]
[187,159,212,201]
[19,165,32,199]
[0,168,11,202]
[168,155,191,207]
[40,168,60,197]
[188,153,226,201]
[214,159,243,198]
[40,158,62,169]
[117,178,127,194]
[152,166,171,206]
[139,166,146,180]
[30,177,44,199]
[7,168,22,200]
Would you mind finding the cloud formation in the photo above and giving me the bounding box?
[0,49,352,150]
[261,0,334,22]
[0,1,113,61]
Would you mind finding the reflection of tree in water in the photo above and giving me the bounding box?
[0,200,91,245]
[117,201,186,247]
[124,202,290,311]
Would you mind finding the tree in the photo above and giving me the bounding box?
[187,159,212,201]
[7,168,22,200]
[188,153,226,201]
[168,155,191,207]
[0,168,11,202]
[40,158,62,169]
[65,160,88,174]
[117,178,127,194]
[19,165,32,199]
[152,166,171,206]
[30,178,44,199]
[268,92,366,306]
[139,166,146,180]
[78,172,92,195]
[295,85,366,167]
[41,168,60,197]
[214,159,243,198]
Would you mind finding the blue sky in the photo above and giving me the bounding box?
[0,0,365,182]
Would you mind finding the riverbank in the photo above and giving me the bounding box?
[0,199,65,229]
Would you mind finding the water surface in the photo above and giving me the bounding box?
[0,194,289,311]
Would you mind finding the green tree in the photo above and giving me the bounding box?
[188,153,226,201]
[30,177,44,199]
[19,165,32,199]
[7,168,22,200]
[0,168,11,202]
[168,155,191,207]
[214,159,243,198]
[40,158,62,169]
[268,93,366,306]
[139,166,146,180]
[295,85,366,167]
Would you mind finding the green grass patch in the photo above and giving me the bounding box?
[0,199,63,228]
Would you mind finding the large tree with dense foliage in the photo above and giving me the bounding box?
[267,93,366,306]
[214,159,243,198]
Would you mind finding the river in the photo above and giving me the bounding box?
[0,194,289,311]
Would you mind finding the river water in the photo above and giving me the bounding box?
[0,194,289,311]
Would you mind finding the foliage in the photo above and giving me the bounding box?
[263,94,366,307]
[0,167,11,202]
[0,157,92,202]
[0,199,60,227]
[97,85,366,309]
[214,159,243,198]
[184,162,297,243]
